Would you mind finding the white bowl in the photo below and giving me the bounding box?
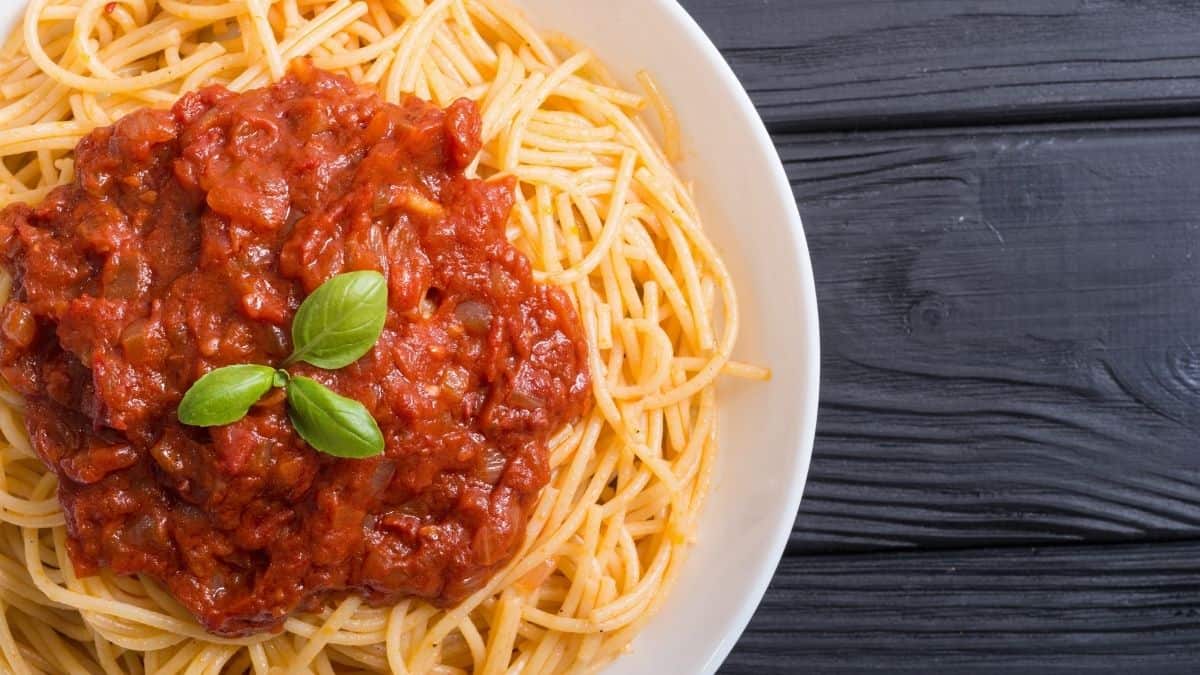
[0,2,819,673]
[514,4,819,672]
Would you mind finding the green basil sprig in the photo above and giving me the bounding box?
[286,270,388,369]
[287,376,384,459]
[177,271,388,459]
[178,365,276,426]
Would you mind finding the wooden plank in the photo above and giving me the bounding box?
[679,0,1200,130]
[783,119,1200,552]
[721,542,1200,673]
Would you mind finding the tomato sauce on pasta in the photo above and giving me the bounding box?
[0,63,589,637]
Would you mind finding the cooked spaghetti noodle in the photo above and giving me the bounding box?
[0,1,764,673]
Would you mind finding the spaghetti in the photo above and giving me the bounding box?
[0,1,763,673]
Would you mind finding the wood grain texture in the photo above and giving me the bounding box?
[673,0,1200,670]
[720,542,1200,673]
[679,0,1200,131]
[785,119,1200,553]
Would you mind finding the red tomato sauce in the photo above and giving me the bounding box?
[0,62,590,636]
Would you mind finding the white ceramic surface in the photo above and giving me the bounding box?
[0,2,820,673]
[508,5,819,673]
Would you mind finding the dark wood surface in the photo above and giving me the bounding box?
[676,1,1200,672]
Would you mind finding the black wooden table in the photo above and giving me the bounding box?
[678,1,1200,672]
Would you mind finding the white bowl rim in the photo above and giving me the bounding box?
[647,2,820,671]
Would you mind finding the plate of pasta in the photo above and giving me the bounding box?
[0,1,818,674]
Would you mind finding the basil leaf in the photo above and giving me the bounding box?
[288,270,388,369]
[286,375,384,458]
[178,364,277,426]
